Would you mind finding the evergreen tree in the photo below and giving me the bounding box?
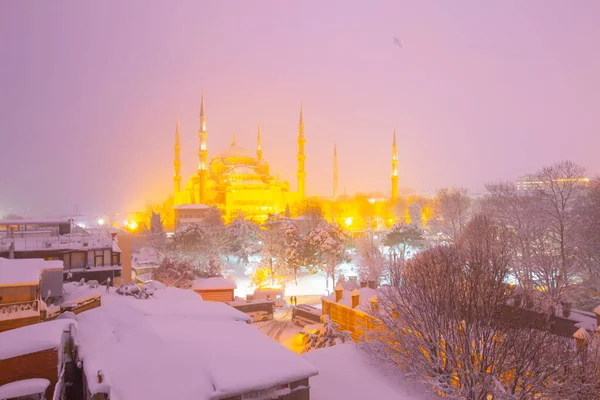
[302,315,350,353]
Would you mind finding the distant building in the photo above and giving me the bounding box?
[0,219,121,283]
[173,203,212,229]
[516,175,590,193]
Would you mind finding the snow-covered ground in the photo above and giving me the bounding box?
[304,343,436,400]
[224,257,359,299]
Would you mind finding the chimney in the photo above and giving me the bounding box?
[594,305,600,328]
[369,295,378,313]
[97,370,104,384]
[574,328,589,350]
[351,289,360,309]
[360,281,367,288]
[367,280,376,289]
[334,283,344,302]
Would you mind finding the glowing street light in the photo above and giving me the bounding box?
[97,218,105,226]
[345,217,353,227]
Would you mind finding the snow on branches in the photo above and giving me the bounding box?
[151,257,195,289]
[301,315,350,353]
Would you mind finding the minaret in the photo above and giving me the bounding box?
[173,117,181,195]
[197,91,209,204]
[231,134,236,146]
[391,128,399,201]
[333,142,338,199]
[256,122,263,162]
[297,104,306,199]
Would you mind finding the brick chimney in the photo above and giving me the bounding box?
[369,295,378,313]
[97,370,104,384]
[594,305,600,328]
[574,327,589,350]
[351,289,360,309]
[367,280,377,289]
[360,281,367,288]
[334,283,344,302]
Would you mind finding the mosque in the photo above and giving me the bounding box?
[171,93,398,224]
[172,93,306,223]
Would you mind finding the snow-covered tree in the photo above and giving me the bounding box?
[407,202,422,228]
[355,234,385,284]
[149,211,167,255]
[302,315,350,353]
[171,222,228,277]
[281,220,304,285]
[259,215,286,284]
[429,187,472,242]
[366,215,575,399]
[383,222,424,262]
[151,257,194,289]
[227,214,260,265]
[304,221,347,292]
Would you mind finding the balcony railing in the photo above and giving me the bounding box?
[0,234,113,252]
[0,300,39,315]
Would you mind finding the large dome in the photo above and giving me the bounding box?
[215,145,255,159]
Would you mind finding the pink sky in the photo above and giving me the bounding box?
[1,1,599,216]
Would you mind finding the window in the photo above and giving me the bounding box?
[71,252,85,268]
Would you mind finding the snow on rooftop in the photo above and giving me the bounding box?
[304,343,431,400]
[322,287,379,312]
[74,286,317,399]
[0,319,76,360]
[0,257,63,286]
[0,378,51,399]
[193,277,237,290]
[569,309,597,331]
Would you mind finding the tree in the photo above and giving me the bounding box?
[149,211,167,255]
[259,215,286,285]
[171,222,229,276]
[366,215,574,399]
[530,161,586,314]
[301,315,350,353]
[407,202,422,228]
[281,220,304,285]
[575,177,600,295]
[296,200,325,230]
[355,234,386,284]
[304,221,347,292]
[429,187,472,242]
[227,214,260,265]
[383,222,424,262]
[151,257,194,289]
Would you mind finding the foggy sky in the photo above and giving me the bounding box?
[1,0,599,216]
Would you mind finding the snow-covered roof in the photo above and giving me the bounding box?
[174,204,210,210]
[193,277,237,290]
[0,258,64,287]
[75,287,317,399]
[0,379,51,398]
[304,343,428,400]
[0,319,76,360]
[322,287,379,312]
